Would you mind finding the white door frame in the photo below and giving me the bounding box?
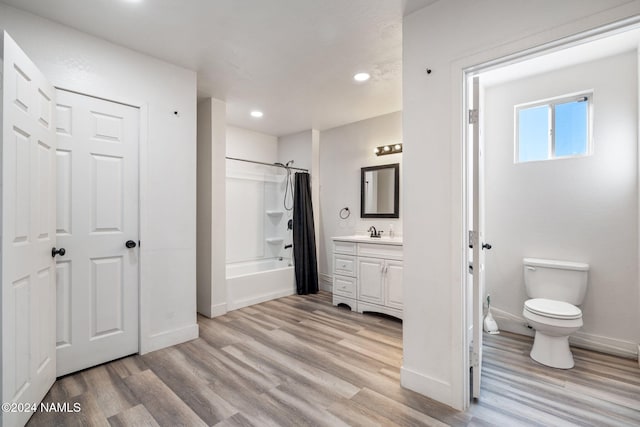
[54,85,148,356]
[457,16,640,409]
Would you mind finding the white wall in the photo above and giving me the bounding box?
[318,111,402,281]
[278,130,313,170]
[197,100,213,316]
[227,125,277,163]
[197,98,227,318]
[484,51,639,355]
[0,4,199,353]
[403,0,640,410]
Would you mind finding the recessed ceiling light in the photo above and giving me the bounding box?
[353,72,370,82]
[250,110,264,118]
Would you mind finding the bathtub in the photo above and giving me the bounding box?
[226,258,295,311]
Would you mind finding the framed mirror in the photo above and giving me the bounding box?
[361,163,399,218]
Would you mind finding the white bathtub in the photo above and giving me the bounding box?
[226,258,295,311]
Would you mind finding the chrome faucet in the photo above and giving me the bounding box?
[367,226,383,238]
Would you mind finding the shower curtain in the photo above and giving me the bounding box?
[293,172,319,294]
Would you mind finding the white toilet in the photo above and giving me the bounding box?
[522,257,589,369]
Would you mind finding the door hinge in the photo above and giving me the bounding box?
[468,109,479,124]
[468,230,476,249]
[471,351,480,368]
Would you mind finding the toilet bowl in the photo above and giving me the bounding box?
[523,298,582,369]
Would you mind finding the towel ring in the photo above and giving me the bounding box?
[339,207,350,219]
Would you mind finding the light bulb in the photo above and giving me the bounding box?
[353,72,370,82]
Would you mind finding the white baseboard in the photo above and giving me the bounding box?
[210,302,228,318]
[571,331,638,359]
[491,307,638,359]
[196,303,226,318]
[401,366,461,411]
[491,307,534,337]
[319,273,333,292]
[142,323,199,354]
[228,288,295,312]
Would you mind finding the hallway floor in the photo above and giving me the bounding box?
[27,291,640,426]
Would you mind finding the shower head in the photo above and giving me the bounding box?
[285,160,294,167]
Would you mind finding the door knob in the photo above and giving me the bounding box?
[125,240,137,249]
[482,243,492,250]
[51,247,66,258]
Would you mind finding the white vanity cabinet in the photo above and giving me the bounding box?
[332,237,403,319]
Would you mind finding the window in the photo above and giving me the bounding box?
[515,92,591,163]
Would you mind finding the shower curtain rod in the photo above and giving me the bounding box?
[225,156,309,172]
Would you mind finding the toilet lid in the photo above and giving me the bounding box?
[524,298,582,319]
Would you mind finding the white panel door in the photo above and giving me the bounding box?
[384,260,403,310]
[55,89,139,377]
[1,31,57,427]
[357,257,384,304]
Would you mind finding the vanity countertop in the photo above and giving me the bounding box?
[332,235,403,245]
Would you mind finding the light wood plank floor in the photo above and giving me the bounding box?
[27,291,640,426]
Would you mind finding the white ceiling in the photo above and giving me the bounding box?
[1,0,436,136]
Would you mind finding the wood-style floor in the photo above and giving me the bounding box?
[27,291,640,426]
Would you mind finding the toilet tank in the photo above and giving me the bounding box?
[523,258,589,305]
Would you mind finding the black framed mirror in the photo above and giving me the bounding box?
[361,163,399,218]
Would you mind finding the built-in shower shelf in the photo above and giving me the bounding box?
[266,210,284,217]
[266,237,284,244]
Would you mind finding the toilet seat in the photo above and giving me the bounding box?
[524,298,582,320]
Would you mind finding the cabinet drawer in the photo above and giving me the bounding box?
[334,254,356,277]
[333,275,356,298]
[333,240,357,255]
[358,243,403,260]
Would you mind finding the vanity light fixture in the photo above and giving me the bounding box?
[250,110,264,118]
[374,143,403,156]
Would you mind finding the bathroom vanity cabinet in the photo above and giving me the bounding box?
[332,236,403,319]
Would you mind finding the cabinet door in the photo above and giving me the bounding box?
[358,257,384,304]
[385,260,403,310]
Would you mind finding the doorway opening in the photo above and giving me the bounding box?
[463,18,640,404]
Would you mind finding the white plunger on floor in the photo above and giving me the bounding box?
[483,294,500,334]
